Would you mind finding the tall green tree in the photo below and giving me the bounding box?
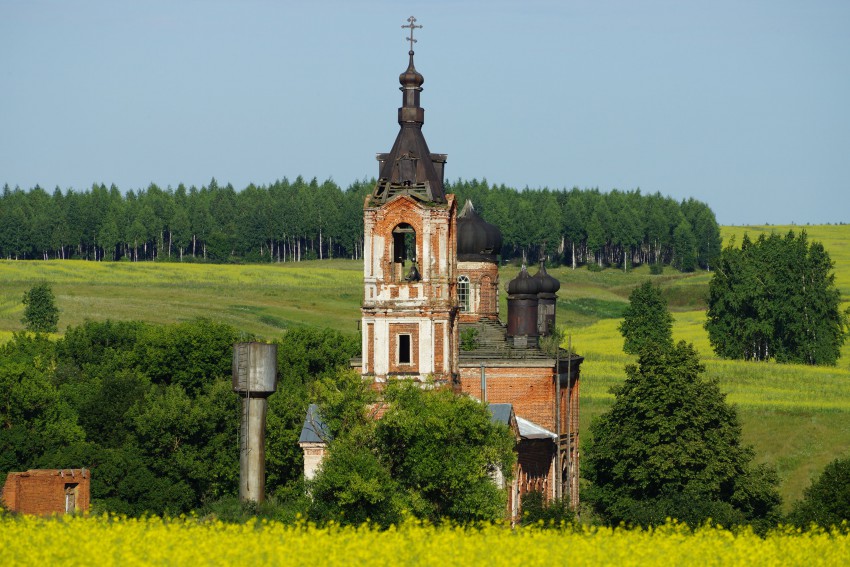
[672,218,697,272]
[583,341,781,528]
[21,282,60,333]
[0,333,84,472]
[618,281,674,355]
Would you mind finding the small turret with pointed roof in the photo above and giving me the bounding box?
[373,17,447,204]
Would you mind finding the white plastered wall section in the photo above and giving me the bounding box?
[365,317,448,380]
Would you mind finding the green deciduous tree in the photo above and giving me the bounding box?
[618,281,674,355]
[265,328,361,492]
[21,282,59,332]
[583,341,781,529]
[376,381,516,524]
[0,333,84,472]
[308,369,393,525]
[706,231,848,365]
[789,456,850,529]
[309,374,515,526]
[672,218,697,272]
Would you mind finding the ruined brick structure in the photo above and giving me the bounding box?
[301,23,583,517]
[2,469,90,515]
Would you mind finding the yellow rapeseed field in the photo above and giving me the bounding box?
[2,514,848,566]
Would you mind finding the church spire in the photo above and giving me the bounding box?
[398,16,425,124]
[372,16,447,204]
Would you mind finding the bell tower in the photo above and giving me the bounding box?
[362,17,457,385]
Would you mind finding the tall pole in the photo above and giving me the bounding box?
[554,342,561,501]
[566,335,573,508]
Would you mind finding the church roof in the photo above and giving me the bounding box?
[371,22,447,205]
[457,200,503,263]
[458,319,582,365]
[298,404,329,444]
[533,259,561,294]
[507,264,541,296]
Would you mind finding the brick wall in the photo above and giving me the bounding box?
[517,439,556,501]
[457,262,499,322]
[459,365,557,431]
[2,469,90,515]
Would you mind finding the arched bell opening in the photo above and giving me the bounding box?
[392,223,419,282]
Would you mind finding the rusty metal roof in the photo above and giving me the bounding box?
[371,21,446,205]
[457,200,503,262]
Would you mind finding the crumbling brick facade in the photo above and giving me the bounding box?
[361,194,458,384]
[2,469,90,515]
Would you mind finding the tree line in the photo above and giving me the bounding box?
[0,178,720,271]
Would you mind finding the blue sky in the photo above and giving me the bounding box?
[2,0,848,226]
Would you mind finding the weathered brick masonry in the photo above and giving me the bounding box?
[2,469,90,515]
[459,364,558,430]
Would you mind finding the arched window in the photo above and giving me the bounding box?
[392,223,418,282]
[457,275,470,312]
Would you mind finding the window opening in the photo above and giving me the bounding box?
[458,275,470,312]
[392,224,418,282]
[398,334,412,364]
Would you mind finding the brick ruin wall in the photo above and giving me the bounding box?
[2,469,91,515]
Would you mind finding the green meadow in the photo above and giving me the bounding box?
[1,224,848,511]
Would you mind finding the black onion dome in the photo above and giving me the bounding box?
[507,264,541,295]
[533,260,561,294]
[399,51,424,89]
[457,200,503,262]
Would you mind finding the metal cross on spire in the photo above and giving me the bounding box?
[402,16,422,52]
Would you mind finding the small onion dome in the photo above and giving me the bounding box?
[507,264,541,296]
[457,200,503,262]
[399,50,424,89]
[533,260,561,294]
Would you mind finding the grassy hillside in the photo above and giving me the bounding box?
[1,224,848,511]
[0,259,363,343]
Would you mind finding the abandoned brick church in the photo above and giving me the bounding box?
[300,20,583,517]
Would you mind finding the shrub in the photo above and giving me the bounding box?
[520,492,575,527]
[21,282,59,333]
[789,456,850,529]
